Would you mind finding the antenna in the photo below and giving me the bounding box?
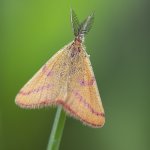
[70,9,94,39]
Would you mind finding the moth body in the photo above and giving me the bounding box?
[15,9,105,128]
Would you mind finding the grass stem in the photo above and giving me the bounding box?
[47,106,66,150]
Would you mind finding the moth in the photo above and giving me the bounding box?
[15,9,105,128]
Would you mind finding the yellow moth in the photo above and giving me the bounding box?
[15,9,105,128]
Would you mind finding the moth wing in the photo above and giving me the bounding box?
[64,47,105,127]
[15,42,72,108]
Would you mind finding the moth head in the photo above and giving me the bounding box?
[70,8,94,43]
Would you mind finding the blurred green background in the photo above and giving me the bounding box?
[0,0,150,150]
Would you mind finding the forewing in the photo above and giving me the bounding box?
[64,45,105,127]
[15,42,72,108]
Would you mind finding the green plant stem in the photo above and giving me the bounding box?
[47,106,66,150]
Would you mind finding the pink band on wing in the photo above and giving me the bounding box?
[73,90,104,117]
[79,77,95,86]
[19,84,53,95]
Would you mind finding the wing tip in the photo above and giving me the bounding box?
[56,100,105,128]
